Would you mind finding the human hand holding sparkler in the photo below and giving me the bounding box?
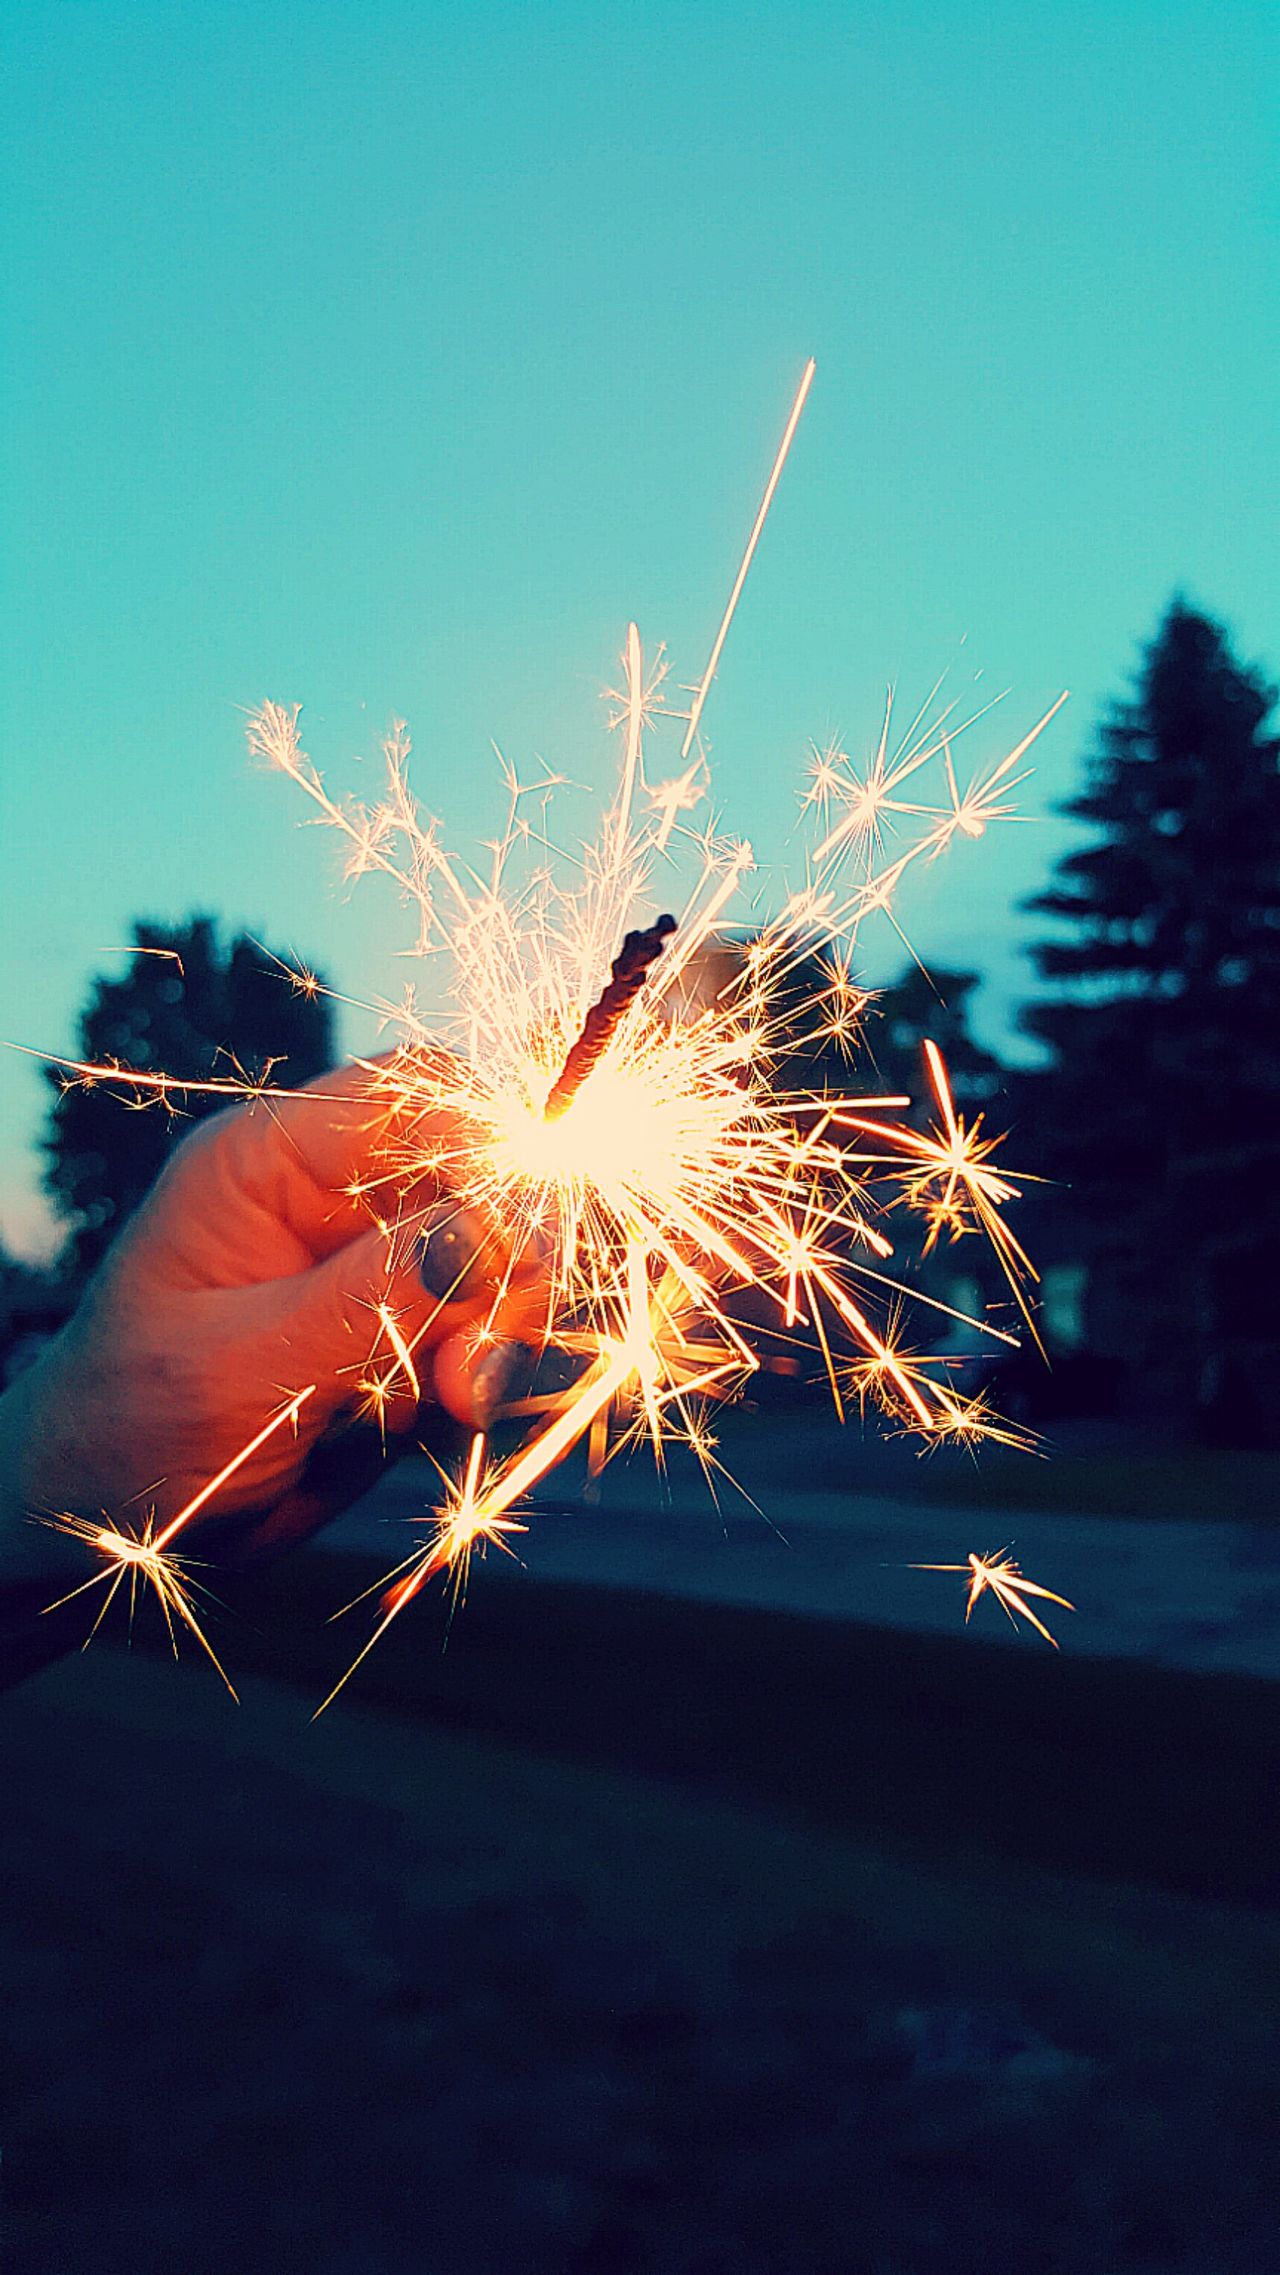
[0,1055,547,1683]
[5,360,1078,1702]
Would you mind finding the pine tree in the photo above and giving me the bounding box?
[1021,600,1280,1428]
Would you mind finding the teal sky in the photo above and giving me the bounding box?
[3,1,1276,1257]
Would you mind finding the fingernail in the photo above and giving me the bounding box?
[418,1207,488,1299]
[470,1340,535,1428]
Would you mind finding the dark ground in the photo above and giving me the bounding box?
[613,1401,1280,1524]
[3,1628,1279,2275]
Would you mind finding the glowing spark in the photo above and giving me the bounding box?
[838,1037,1041,1339]
[910,1550,1075,1647]
[648,754,708,850]
[5,1045,288,1106]
[43,1509,241,1694]
[153,1386,316,1552]
[41,1388,317,1685]
[606,621,670,830]
[681,355,816,758]
[88,945,186,974]
[373,1303,422,1404]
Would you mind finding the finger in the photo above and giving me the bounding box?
[429,1329,537,1431]
[253,1194,550,1435]
[248,1191,546,1418]
[218,1238,551,1556]
[140,1051,467,1276]
[225,1417,414,1562]
[427,1255,555,1429]
[247,1217,486,1399]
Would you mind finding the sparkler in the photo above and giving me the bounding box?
[34,361,1074,1694]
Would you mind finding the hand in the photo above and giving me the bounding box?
[0,1059,545,1583]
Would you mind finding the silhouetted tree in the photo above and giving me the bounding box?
[1021,599,1280,1432]
[736,943,1006,1114]
[867,964,1006,1114]
[44,917,334,1275]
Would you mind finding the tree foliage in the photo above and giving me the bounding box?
[868,964,1006,1115]
[44,917,334,1274]
[1020,600,1280,1414]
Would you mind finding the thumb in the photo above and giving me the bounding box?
[250,1223,464,1418]
[249,1214,545,1431]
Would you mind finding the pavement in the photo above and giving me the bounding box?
[316,1414,1280,1685]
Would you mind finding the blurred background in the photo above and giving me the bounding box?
[3,5,1279,2271]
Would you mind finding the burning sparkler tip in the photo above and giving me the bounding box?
[543,912,679,1121]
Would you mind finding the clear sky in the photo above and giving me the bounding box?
[2,1,1276,1257]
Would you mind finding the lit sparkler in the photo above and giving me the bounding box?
[35,360,1072,1692]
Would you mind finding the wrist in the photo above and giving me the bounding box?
[0,1342,96,1592]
